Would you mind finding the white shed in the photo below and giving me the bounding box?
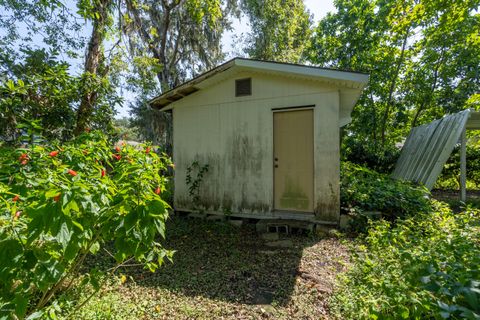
[150,58,369,224]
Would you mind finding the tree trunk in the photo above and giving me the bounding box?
[74,0,110,135]
[380,28,410,145]
[411,54,442,128]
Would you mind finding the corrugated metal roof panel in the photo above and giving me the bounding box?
[392,109,473,190]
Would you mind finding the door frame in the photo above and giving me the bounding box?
[272,105,315,212]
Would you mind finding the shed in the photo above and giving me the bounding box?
[150,58,369,224]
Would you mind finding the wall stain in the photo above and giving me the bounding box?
[314,182,339,222]
[280,175,309,210]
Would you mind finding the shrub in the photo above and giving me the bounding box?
[0,132,173,318]
[436,143,480,190]
[331,201,480,319]
[342,138,401,174]
[341,162,431,231]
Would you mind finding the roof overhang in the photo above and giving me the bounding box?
[466,111,480,130]
[149,58,370,116]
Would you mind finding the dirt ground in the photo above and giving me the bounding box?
[79,216,350,320]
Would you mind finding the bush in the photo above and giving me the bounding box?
[331,201,480,319]
[436,143,480,190]
[341,162,431,231]
[342,138,401,174]
[0,132,173,319]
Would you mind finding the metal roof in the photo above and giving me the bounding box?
[149,58,369,111]
[392,109,480,190]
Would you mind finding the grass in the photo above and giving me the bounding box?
[73,216,349,319]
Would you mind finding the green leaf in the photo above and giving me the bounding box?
[56,222,72,249]
[14,294,29,318]
[89,241,100,254]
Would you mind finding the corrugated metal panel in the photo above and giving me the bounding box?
[392,109,472,190]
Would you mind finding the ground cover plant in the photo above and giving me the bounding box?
[340,161,431,231]
[0,132,173,318]
[331,200,480,319]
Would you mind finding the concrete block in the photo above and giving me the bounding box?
[260,233,279,241]
[228,219,243,227]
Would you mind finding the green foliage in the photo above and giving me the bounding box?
[342,137,401,174]
[0,49,118,144]
[0,132,173,319]
[186,161,210,207]
[242,0,312,62]
[436,136,480,190]
[113,117,142,142]
[0,49,78,142]
[331,201,480,319]
[341,162,431,231]
[309,0,480,156]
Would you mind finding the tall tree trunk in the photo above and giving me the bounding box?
[74,0,110,135]
[411,54,442,128]
[380,28,410,145]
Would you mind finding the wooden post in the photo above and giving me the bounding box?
[460,128,467,202]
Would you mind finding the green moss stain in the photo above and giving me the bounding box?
[280,176,309,210]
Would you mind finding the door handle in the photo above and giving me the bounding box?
[274,164,278,168]
[274,157,278,161]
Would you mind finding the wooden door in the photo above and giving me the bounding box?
[273,109,314,212]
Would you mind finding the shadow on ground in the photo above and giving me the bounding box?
[125,216,319,307]
[432,189,480,211]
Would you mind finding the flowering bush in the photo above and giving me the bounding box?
[0,132,173,318]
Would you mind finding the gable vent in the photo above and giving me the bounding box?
[235,78,252,97]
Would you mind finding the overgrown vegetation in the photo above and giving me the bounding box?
[436,140,480,190]
[341,162,431,231]
[0,132,173,318]
[331,201,480,319]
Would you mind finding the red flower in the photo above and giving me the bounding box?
[49,151,59,157]
[113,154,121,161]
[19,153,29,164]
[12,195,20,202]
[53,194,61,202]
[85,127,91,133]
[115,146,121,152]
[145,147,151,154]
[155,187,161,195]
[68,169,77,176]
[101,169,106,177]
[14,211,21,219]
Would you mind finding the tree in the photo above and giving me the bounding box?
[74,0,116,135]
[0,0,121,139]
[308,0,480,170]
[122,0,238,148]
[242,0,312,62]
[0,49,79,142]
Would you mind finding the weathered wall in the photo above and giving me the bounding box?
[172,71,341,221]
